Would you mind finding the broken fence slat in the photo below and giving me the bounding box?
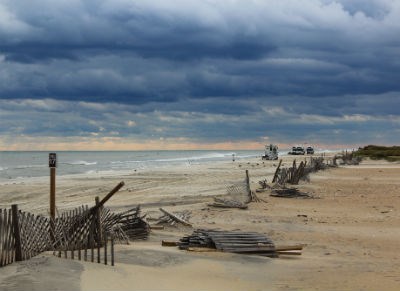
[272,159,283,183]
[159,208,192,227]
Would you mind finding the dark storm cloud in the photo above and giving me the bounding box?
[1,0,400,101]
[0,0,399,146]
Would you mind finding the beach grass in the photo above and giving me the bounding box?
[354,145,400,161]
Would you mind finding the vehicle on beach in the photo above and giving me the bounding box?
[262,144,279,160]
[306,146,314,155]
[289,146,305,155]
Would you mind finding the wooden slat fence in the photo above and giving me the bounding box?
[52,204,115,265]
[0,205,51,267]
[272,157,334,186]
[1,201,148,268]
[0,182,132,268]
[0,204,117,268]
[19,211,52,261]
[0,208,14,267]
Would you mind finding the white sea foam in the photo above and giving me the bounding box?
[15,164,46,169]
[63,161,98,166]
[0,150,261,181]
[111,152,237,164]
[85,170,97,174]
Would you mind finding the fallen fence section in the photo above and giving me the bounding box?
[52,202,149,266]
[223,171,266,205]
[101,205,149,242]
[176,229,303,257]
[208,197,248,209]
[157,208,192,227]
[245,170,266,203]
[270,187,313,199]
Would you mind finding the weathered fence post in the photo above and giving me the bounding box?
[90,219,95,262]
[95,197,102,243]
[49,153,57,241]
[95,196,101,263]
[111,236,114,266]
[245,170,251,197]
[49,153,57,220]
[272,159,282,183]
[11,204,22,261]
[50,167,56,219]
[104,232,108,265]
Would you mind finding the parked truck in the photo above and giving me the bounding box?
[289,146,305,155]
[306,146,315,154]
[262,144,279,160]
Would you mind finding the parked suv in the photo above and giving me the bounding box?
[306,146,314,154]
[290,146,305,155]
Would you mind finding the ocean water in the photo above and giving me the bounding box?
[0,150,262,181]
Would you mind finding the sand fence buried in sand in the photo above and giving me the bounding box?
[52,203,116,266]
[0,205,52,267]
[270,156,336,188]
[208,170,266,207]
[0,181,149,268]
[0,203,117,267]
[0,205,54,267]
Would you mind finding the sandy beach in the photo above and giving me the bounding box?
[0,156,399,291]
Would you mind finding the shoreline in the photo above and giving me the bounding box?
[0,150,343,184]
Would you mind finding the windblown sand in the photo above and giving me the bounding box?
[0,157,399,291]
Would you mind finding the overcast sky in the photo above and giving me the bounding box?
[0,0,399,150]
